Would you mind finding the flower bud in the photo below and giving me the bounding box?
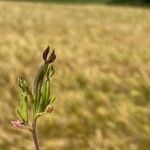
[43,46,50,61]
[42,46,56,64]
[46,49,56,64]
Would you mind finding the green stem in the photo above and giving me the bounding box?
[31,119,40,150]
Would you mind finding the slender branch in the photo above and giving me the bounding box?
[31,119,40,150]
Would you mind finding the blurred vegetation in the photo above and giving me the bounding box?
[3,0,150,5]
[0,1,150,150]
[60,0,150,4]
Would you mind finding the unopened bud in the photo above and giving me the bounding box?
[46,49,56,64]
[43,46,50,61]
[42,46,56,64]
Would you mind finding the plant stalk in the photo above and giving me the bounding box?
[32,119,40,150]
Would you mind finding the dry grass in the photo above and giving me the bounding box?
[0,1,150,149]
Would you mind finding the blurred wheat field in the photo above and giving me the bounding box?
[0,1,150,150]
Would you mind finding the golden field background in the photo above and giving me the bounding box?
[0,1,150,149]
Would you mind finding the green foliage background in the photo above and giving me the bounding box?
[0,1,150,150]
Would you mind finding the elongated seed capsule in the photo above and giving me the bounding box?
[41,80,46,110]
[37,96,43,113]
[33,64,45,96]
[45,78,50,107]
[33,63,48,113]
[37,78,50,113]
[41,78,50,111]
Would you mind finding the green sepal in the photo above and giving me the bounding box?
[47,96,56,105]
[50,96,56,104]
[17,76,29,92]
[17,91,28,123]
[47,65,55,79]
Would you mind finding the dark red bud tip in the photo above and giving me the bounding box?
[43,46,50,61]
[46,49,56,64]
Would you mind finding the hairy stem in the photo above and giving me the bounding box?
[32,119,40,150]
